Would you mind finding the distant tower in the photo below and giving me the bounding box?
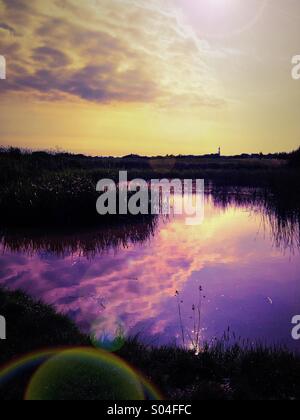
[218,147,221,157]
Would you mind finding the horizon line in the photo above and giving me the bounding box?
[1,145,298,159]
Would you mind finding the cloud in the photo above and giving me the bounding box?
[0,22,17,35]
[32,46,71,68]
[0,202,273,342]
[0,0,226,108]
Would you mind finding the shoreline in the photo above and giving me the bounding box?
[1,288,299,400]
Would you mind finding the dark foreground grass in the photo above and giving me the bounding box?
[0,288,299,400]
[0,288,91,367]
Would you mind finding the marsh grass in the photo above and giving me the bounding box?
[1,288,299,400]
[0,148,299,229]
[176,286,205,354]
[210,186,300,252]
[118,336,300,400]
[0,217,158,258]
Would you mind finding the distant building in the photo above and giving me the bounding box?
[218,147,221,157]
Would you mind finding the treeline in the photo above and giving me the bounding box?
[289,147,300,167]
[0,145,294,185]
[0,145,291,161]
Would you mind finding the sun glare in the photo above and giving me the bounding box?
[175,0,269,38]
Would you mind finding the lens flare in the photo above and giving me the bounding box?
[0,350,58,400]
[25,348,162,400]
[25,348,144,400]
[90,317,126,352]
[0,348,162,400]
[173,0,269,38]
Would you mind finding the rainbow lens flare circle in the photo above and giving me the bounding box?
[0,348,161,401]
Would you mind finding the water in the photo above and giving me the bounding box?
[1,191,300,351]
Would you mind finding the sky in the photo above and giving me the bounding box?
[0,0,299,156]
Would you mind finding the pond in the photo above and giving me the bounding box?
[0,189,299,351]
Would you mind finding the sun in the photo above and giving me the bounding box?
[174,0,269,38]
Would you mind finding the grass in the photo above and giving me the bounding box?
[0,288,299,400]
[0,147,299,226]
[1,184,299,254]
[0,147,292,189]
[0,217,158,258]
[119,338,300,400]
[0,288,91,367]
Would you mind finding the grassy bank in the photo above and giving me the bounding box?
[0,288,299,400]
[0,147,299,226]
